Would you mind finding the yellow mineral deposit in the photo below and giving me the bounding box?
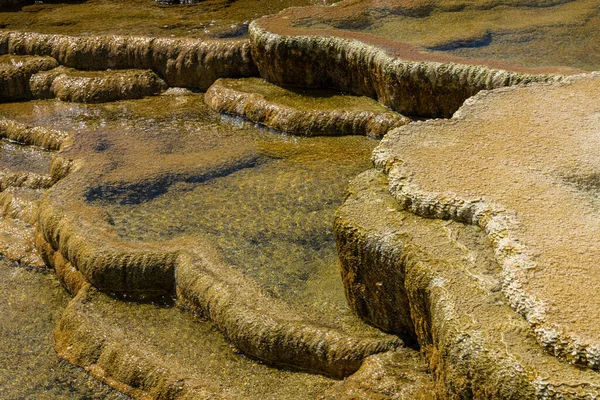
[0,0,599,398]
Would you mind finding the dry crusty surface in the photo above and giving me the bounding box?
[335,169,600,398]
[373,73,600,370]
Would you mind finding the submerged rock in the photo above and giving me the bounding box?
[8,95,402,381]
[335,169,600,398]
[0,55,58,101]
[0,259,124,399]
[30,66,167,103]
[205,77,409,138]
[1,31,258,90]
[372,73,600,372]
[0,120,69,269]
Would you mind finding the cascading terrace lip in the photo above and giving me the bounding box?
[371,72,600,372]
[31,119,401,380]
[247,4,584,119]
[335,168,600,398]
[0,30,260,91]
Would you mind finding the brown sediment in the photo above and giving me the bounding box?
[0,117,71,150]
[0,258,124,399]
[0,54,58,101]
[0,31,258,90]
[176,242,399,378]
[321,349,436,399]
[36,175,400,377]
[55,285,241,399]
[0,217,44,267]
[335,169,600,398]
[30,66,167,103]
[247,2,592,117]
[0,0,320,40]
[0,170,52,191]
[372,73,600,372]
[205,77,410,138]
[18,95,400,379]
[0,187,41,223]
[0,116,70,269]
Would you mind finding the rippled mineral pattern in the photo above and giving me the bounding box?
[1,0,600,399]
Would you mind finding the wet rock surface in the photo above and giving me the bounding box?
[336,169,600,398]
[0,54,58,101]
[373,73,600,372]
[30,66,167,103]
[1,0,600,398]
[0,31,258,90]
[56,285,337,399]
[0,95,406,388]
[249,0,600,117]
[205,77,409,138]
[0,258,125,399]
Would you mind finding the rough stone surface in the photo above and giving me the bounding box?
[0,117,71,150]
[30,66,167,103]
[335,169,600,398]
[0,54,58,101]
[321,349,436,399]
[16,96,401,379]
[373,73,600,371]
[54,284,429,400]
[0,259,125,399]
[205,77,409,138]
[1,31,258,90]
[0,119,69,268]
[249,10,572,118]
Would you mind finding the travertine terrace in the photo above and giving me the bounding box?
[205,77,409,138]
[372,73,600,371]
[1,0,600,398]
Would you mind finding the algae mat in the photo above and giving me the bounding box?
[0,0,326,39]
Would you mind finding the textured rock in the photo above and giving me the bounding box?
[247,2,592,117]
[0,55,58,101]
[373,73,600,371]
[321,349,436,399]
[0,259,123,399]
[37,167,399,378]
[1,31,258,90]
[0,217,44,267]
[30,66,167,103]
[20,95,400,379]
[0,117,71,150]
[0,117,68,269]
[0,187,42,224]
[205,77,409,138]
[335,169,600,398]
[55,285,241,399]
